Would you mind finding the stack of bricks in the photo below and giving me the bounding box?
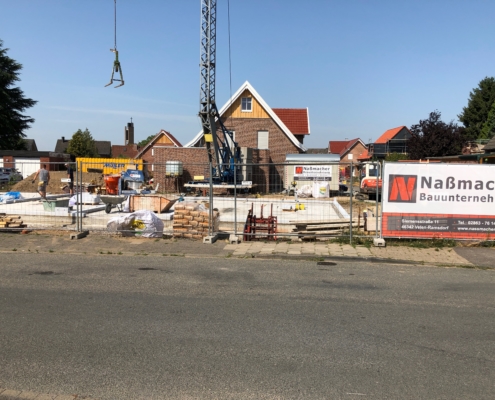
[173,202,219,239]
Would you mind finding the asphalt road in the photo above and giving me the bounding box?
[0,254,494,400]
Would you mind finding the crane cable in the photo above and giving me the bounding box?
[226,0,234,133]
[104,0,124,87]
[113,0,117,50]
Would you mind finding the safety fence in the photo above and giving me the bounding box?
[0,159,383,243]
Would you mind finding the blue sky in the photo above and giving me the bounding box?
[2,0,494,151]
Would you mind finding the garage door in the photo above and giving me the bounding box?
[14,158,39,179]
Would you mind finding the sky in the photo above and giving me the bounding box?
[1,0,495,151]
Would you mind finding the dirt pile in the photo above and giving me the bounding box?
[12,172,105,194]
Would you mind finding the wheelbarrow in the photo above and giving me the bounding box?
[100,195,127,214]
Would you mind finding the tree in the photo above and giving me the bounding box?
[458,77,495,140]
[0,39,37,150]
[66,128,98,157]
[480,101,495,140]
[385,152,409,162]
[408,111,468,160]
[137,134,156,148]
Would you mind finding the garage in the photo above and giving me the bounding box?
[14,157,40,179]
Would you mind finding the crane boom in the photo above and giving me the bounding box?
[199,0,240,183]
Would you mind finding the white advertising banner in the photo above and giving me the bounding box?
[293,165,332,181]
[382,162,495,239]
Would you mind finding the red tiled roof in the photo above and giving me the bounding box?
[375,126,407,144]
[164,131,182,148]
[357,149,371,161]
[272,108,309,135]
[329,141,351,154]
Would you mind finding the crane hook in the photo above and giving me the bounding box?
[104,48,125,88]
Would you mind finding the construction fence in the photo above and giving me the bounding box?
[0,159,383,243]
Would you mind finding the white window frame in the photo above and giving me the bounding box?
[151,148,155,156]
[151,164,155,171]
[241,97,252,112]
[257,130,269,149]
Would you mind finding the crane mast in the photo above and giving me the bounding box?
[199,0,240,183]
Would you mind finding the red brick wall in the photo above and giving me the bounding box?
[223,118,303,164]
[340,142,367,178]
[40,157,66,171]
[152,119,304,194]
[223,118,304,192]
[3,156,14,168]
[153,148,209,193]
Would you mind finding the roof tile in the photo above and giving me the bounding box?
[272,108,309,135]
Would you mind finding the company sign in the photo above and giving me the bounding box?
[382,163,495,239]
[294,165,332,181]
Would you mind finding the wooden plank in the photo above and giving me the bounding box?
[294,222,363,231]
[292,219,359,225]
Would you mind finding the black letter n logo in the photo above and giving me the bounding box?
[388,175,417,203]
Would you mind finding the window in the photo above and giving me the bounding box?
[151,148,154,156]
[151,164,155,171]
[258,130,269,149]
[241,97,252,112]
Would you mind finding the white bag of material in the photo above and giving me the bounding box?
[296,185,313,198]
[107,210,164,238]
[312,182,330,198]
[106,214,136,237]
[131,210,164,238]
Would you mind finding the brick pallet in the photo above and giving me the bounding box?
[173,203,219,239]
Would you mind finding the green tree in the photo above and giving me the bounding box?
[137,134,156,148]
[408,111,468,160]
[0,39,37,150]
[479,101,495,140]
[66,128,98,157]
[458,77,495,140]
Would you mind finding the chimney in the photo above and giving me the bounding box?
[125,120,134,145]
[62,136,65,142]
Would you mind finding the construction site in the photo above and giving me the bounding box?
[0,159,382,243]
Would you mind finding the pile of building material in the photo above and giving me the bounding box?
[173,202,219,239]
[0,214,26,229]
[292,218,364,240]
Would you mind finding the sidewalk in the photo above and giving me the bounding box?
[0,231,491,268]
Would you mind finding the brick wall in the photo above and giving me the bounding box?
[340,142,367,177]
[223,117,304,192]
[152,119,304,194]
[3,156,14,168]
[153,148,209,193]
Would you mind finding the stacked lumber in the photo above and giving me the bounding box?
[0,214,27,229]
[291,218,364,240]
[173,203,219,239]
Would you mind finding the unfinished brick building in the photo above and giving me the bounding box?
[153,81,310,194]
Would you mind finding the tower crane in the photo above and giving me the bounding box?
[199,0,241,183]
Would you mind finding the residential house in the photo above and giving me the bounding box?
[134,129,182,179]
[153,81,309,193]
[0,150,70,178]
[329,138,367,179]
[359,126,411,161]
[55,136,112,158]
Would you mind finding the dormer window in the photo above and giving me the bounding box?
[241,97,252,112]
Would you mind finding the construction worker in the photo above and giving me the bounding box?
[32,164,50,200]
